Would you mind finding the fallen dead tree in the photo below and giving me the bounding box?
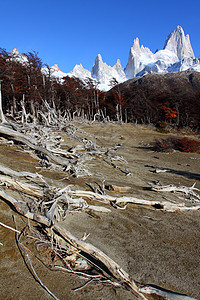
[0,123,73,167]
[67,189,200,212]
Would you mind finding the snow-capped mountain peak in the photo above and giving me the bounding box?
[10,48,20,56]
[163,25,195,60]
[9,48,28,64]
[51,64,62,72]
[125,25,198,78]
[113,59,123,71]
[97,53,103,62]
[91,54,126,87]
[42,64,68,80]
[53,26,199,90]
[125,38,154,79]
[68,63,91,79]
[131,37,140,52]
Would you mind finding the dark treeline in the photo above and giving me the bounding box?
[0,48,200,130]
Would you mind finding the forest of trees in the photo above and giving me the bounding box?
[0,48,200,130]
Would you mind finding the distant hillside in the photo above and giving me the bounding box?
[105,71,200,129]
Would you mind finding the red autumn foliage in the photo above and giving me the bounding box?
[173,137,200,152]
[153,137,200,153]
[159,103,177,120]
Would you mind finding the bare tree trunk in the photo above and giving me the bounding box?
[21,94,30,125]
[10,83,17,116]
[119,104,123,122]
[116,104,119,122]
[0,81,6,123]
[125,108,128,123]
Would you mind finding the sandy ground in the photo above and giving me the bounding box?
[0,122,200,300]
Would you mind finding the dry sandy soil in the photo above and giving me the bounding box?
[0,122,200,300]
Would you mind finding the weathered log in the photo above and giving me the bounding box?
[68,190,200,212]
[0,189,52,227]
[0,172,110,215]
[1,162,199,213]
[139,285,196,300]
[53,224,147,299]
[0,124,71,167]
[0,188,145,297]
[85,205,111,213]
[0,163,41,179]
[149,182,200,202]
[0,175,44,197]
[105,184,131,193]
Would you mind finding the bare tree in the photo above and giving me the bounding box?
[0,80,6,123]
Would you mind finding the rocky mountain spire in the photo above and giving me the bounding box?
[91,54,126,85]
[125,38,153,79]
[91,54,104,81]
[163,25,195,60]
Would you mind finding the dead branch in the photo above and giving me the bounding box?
[52,224,147,299]
[149,181,200,202]
[0,193,146,297]
[0,189,52,227]
[13,218,59,300]
[0,157,198,299]
[67,189,200,212]
[0,163,41,179]
[139,285,196,300]
[0,124,71,167]
[0,220,21,234]
[0,175,44,197]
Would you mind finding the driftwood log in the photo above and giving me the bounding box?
[0,190,52,227]
[68,189,200,212]
[52,224,146,299]
[149,181,200,203]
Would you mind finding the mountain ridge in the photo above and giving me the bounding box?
[10,26,200,91]
[67,25,200,90]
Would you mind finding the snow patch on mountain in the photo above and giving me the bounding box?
[50,64,68,79]
[167,57,200,73]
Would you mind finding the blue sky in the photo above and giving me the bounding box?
[1,0,199,72]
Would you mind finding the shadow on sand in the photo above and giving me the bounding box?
[145,165,200,181]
